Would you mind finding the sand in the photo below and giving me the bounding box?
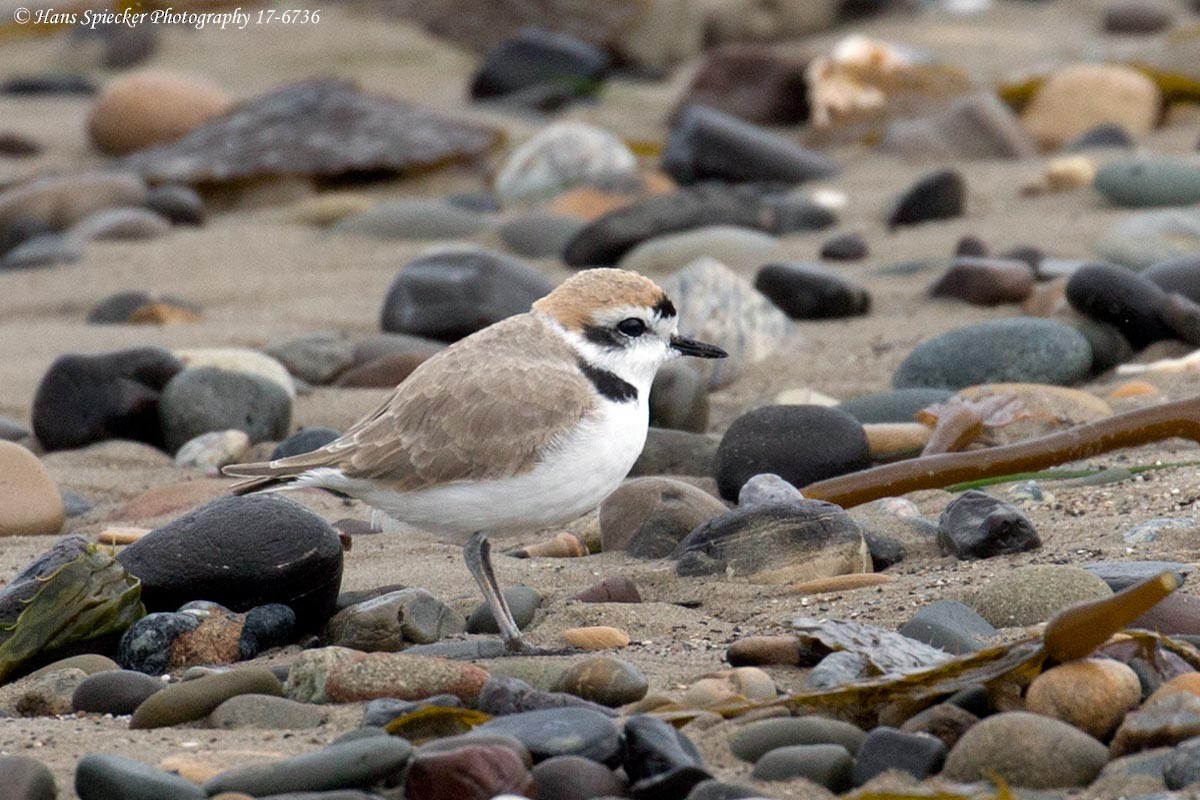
[2,1,1200,796]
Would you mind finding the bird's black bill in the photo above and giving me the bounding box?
[671,335,727,359]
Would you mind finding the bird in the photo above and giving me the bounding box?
[224,268,727,653]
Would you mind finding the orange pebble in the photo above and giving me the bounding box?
[1146,672,1200,705]
[1107,381,1159,400]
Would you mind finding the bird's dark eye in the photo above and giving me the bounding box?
[616,318,647,337]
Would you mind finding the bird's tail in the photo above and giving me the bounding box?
[223,455,332,496]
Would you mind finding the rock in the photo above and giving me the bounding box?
[1145,255,1200,302]
[331,199,489,240]
[1112,693,1200,756]
[407,744,535,800]
[853,727,947,786]
[174,429,250,475]
[836,388,952,424]
[498,212,587,259]
[893,318,1092,389]
[380,247,553,342]
[1104,2,1173,34]
[1084,560,1193,592]
[1025,658,1142,739]
[533,754,627,800]
[765,193,838,233]
[937,491,1041,560]
[599,477,726,557]
[495,122,635,206]
[324,652,490,704]
[466,586,540,634]
[0,755,56,800]
[117,494,343,628]
[336,352,433,388]
[207,693,328,729]
[271,427,341,459]
[0,442,64,536]
[649,361,708,433]
[470,28,610,103]
[561,626,630,650]
[70,207,171,241]
[751,744,853,790]
[0,170,146,237]
[674,45,810,126]
[1021,64,1160,149]
[0,416,29,441]
[968,564,1112,628]
[928,258,1035,305]
[882,92,1036,161]
[238,604,296,660]
[1,74,95,95]
[32,346,182,451]
[661,258,793,389]
[619,225,779,274]
[622,714,710,797]
[478,675,613,717]
[87,70,230,156]
[1095,157,1200,208]
[674,501,869,584]
[14,668,89,716]
[173,347,295,397]
[71,669,164,715]
[899,600,997,654]
[1065,262,1173,349]
[664,105,838,186]
[1077,319,1136,373]
[158,367,292,454]
[324,588,466,650]
[129,667,281,729]
[202,736,412,796]
[900,703,979,751]
[123,79,500,185]
[117,607,236,675]
[145,183,205,225]
[715,405,869,500]
[820,232,868,261]
[755,262,871,319]
[887,169,965,229]
[470,707,621,764]
[0,234,82,270]
[631,427,719,478]
[265,333,355,385]
[943,711,1108,787]
[737,473,805,510]
[571,575,642,604]
[552,656,647,707]
[684,779,765,800]
[1068,123,1134,150]
[24,654,120,681]
[75,753,206,800]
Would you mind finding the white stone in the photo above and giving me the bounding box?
[494,122,637,207]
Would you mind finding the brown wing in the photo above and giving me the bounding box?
[225,314,595,492]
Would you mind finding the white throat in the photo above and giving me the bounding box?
[537,311,672,399]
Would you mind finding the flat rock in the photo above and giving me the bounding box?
[497,212,587,259]
[324,652,490,704]
[207,693,328,729]
[203,735,412,796]
[899,600,997,654]
[730,716,866,762]
[470,707,621,765]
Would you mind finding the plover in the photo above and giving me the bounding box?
[225,268,726,652]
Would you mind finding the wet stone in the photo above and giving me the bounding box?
[937,490,1041,559]
[623,714,711,798]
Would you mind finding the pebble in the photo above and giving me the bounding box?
[470,28,609,103]
[1146,254,1200,302]
[1084,560,1193,592]
[497,212,587,259]
[1020,63,1160,148]
[478,675,613,717]
[893,318,1092,389]
[75,753,206,800]
[937,490,1041,559]
[265,333,355,385]
[71,669,165,715]
[751,744,853,790]
[898,599,997,654]
[69,207,171,241]
[755,262,870,319]
[272,426,341,459]
[32,346,182,451]
[737,473,805,510]
[129,667,281,729]
[1095,157,1200,208]
[1025,658,1142,739]
[630,427,719,478]
[766,192,838,233]
[715,405,870,500]
[0,415,28,441]
[470,707,621,764]
[284,647,362,703]
[942,711,1108,788]
[968,564,1112,627]
[820,232,868,261]
[619,225,779,274]
[835,388,952,424]
[14,668,89,716]
[675,45,811,126]
[650,361,708,433]
[928,257,1034,305]
[1104,2,1174,34]
[1112,693,1200,756]
[87,70,230,156]
[173,347,295,397]
[887,169,965,229]
[116,494,344,627]
[0,170,146,234]
[145,183,205,225]
[406,745,535,800]
[0,755,56,800]
[1065,262,1174,349]
[207,693,328,729]
[532,754,627,800]
[0,234,82,270]
[158,366,293,453]
[882,91,1036,161]
[332,199,489,240]
[571,575,642,604]
[25,654,119,681]
[494,122,635,206]
[727,716,867,760]
[560,626,630,650]
[598,477,726,557]
[203,736,412,796]
[1068,123,1134,150]
[325,588,466,650]
[466,585,540,634]
[86,291,189,324]
[622,714,711,796]
[380,247,553,342]
[900,703,979,750]
[664,105,838,185]
[853,727,947,786]
[0,441,64,536]
[324,652,490,704]
[552,656,648,707]
[173,429,250,475]
[660,257,794,389]
[1095,209,1200,269]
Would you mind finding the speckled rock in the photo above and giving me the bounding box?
[324,652,490,704]
[968,564,1112,627]
[943,711,1108,787]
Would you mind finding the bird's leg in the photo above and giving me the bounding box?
[464,531,537,655]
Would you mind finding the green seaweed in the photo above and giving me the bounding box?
[944,460,1200,493]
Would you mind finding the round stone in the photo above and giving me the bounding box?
[1020,63,1160,148]
[0,441,64,536]
[887,169,965,229]
[1025,658,1142,739]
[87,70,230,155]
[942,711,1109,788]
[470,708,621,765]
[207,693,328,729]
[158,367,292,453]
[271,427,340,460]
[467,586,540,634]
[1065,263,1174,349]
[968,564,1112,627]
[0,755,56,800]
[498,212,587,259]
[494,122,636,206]
[552,656,648,707]
[1095,157,1200,208]
[750,744,853,790]
[598,477,727,557]
[754,262,871,319]
[71,669,165,715]
[729,716,866,762]
[129,667,282,729]
[619,225,780,274]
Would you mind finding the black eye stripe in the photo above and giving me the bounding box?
[653,296,676,319]
[583,324,623,350]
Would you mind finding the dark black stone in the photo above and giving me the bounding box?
[887,169,965,230]
[1065,262,1174,349]
[380,248,553,342]
[754,262,871,319]
[664,105,838,186]
[623,715,710,800]
[31,347,182,451]
[864,531,906,571]
[272,427,341,460]
[1,73,95,95]
[764,195,837,234]
[945,685,992,717]
[480,676,615,717]
[715,405,870,500]
[1161,292,1200,345]
[899,599,997,654]
[852,727,947,786]
[116,611,200,675]
[836,388,953,424]
[469,707,622,765]
[116,494,344,630]
[954,235,988,258]
[820,232,868,261]
[1145,255,1200,303]
[238,603,297,659]
[145,184,205,226]
[0,217,54,258]
[937,490,1041,559]
[1075,319,1135,374]
[1068,123,1134,151]
[470,27,609,103]
[72,669,165,714]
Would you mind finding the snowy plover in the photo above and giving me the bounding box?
[225,268,726,652]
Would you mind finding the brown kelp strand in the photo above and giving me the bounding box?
[1043,571,1181,663]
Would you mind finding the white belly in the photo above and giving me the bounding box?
[314,398,648,539]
